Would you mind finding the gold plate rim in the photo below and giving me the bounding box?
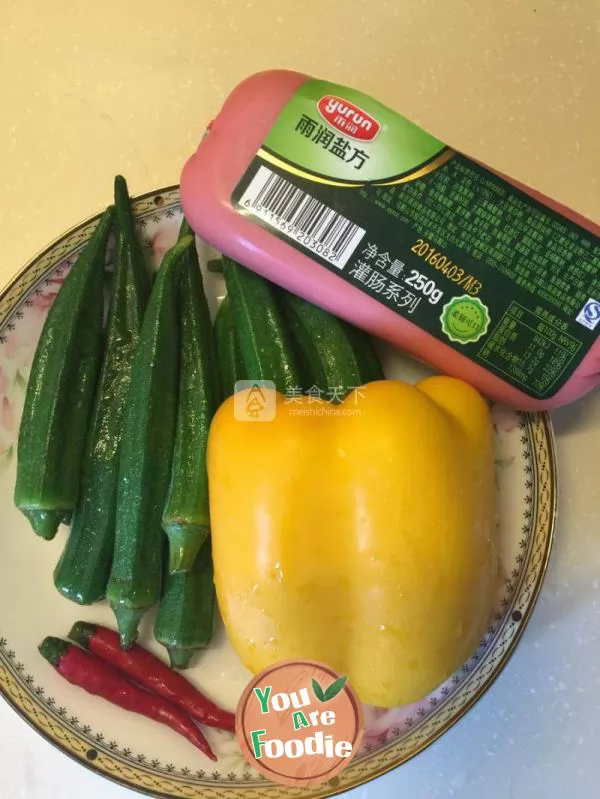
[0,187,557,799]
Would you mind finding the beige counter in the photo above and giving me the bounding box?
[1,0,599,284]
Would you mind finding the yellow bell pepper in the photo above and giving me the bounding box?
[208,377,497,707]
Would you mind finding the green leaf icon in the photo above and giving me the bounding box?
[312,678,325,702]
[323,676,347,701]
[312,676,348,702]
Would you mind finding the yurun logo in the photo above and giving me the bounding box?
[317,95,381,141]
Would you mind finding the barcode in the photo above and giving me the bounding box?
[238,165,366,268]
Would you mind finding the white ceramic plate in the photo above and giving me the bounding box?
[0,187,556,798]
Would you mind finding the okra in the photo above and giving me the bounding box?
[54,177,150,603]
[15,205,114,540]
[106,234,193,648]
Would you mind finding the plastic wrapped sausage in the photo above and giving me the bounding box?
[181,70,600,410]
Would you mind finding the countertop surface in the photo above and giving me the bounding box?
[1,2,599,798]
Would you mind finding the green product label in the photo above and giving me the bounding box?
[232,78,600,400]
[263,81,446,183]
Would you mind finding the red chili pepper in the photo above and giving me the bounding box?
[39,637,217,761]
[68,622,235,734]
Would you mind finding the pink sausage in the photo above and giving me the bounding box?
[181,70,600,410]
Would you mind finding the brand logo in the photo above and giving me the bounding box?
[236,659,364,787]
[317,96,381,141]
[576,298,600,331]
[233,380,277,421]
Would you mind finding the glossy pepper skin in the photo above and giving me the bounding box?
[69,622,234,732]
[38,637,216,759]
[208,377,498,708]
